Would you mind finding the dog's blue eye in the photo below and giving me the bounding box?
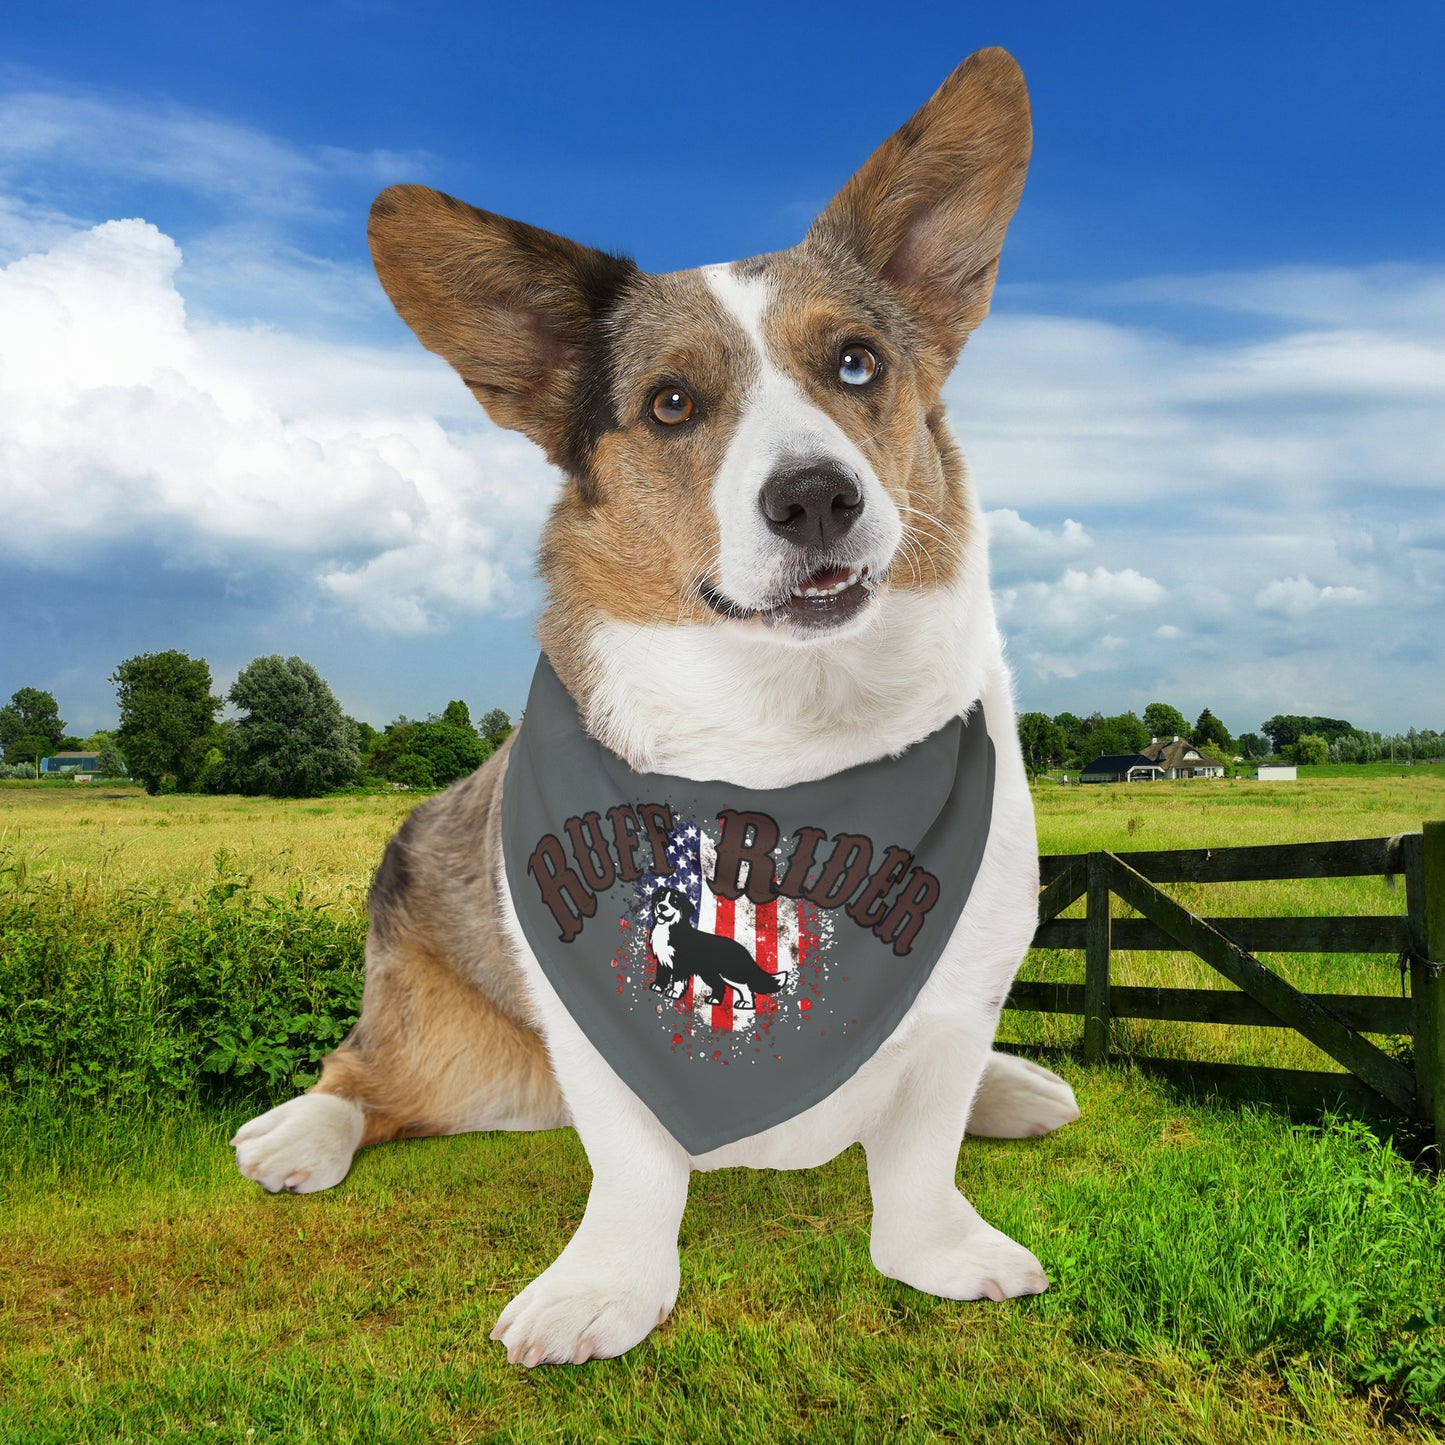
[838,345,879,386]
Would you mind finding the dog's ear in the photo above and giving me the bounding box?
[807,47,1030,365]
[369,185,639,474]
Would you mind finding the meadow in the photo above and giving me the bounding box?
[2,773,1444,1442]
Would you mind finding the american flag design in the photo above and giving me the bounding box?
[618,815,831,1057]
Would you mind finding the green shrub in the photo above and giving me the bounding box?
[0,867,366,1111]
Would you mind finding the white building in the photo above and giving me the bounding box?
[1253,762,1297,781]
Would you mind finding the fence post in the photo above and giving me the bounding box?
[1417,821,1445,1165]
[1084,852,1112,1063]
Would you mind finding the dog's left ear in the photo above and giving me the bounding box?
[807,47,1031,366]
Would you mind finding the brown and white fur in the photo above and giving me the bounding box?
[231,48,1080,1367]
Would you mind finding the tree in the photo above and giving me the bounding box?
[1142,702,1188,740]
[1285,733,1329,767]
[1017,712,1067,777]
[2,735,49,771]
[478,708,513,748]
[95,734,127,778]
[441,699,472,730]
[395,719,489,788]
[1085,712,1150,759]
[389,754,436,789]
[1191,708,1231,753]
[0,688,65,758]
[1261,715,1357,752]
[223,655,359,798]
[111,651,222,794]
[1236,732,1267,760]
[1051,712,1087,769]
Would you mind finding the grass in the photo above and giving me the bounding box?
[4,1080,1443,1443]
[3,775,1445,1441]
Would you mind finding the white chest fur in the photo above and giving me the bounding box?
[649,920,675,970]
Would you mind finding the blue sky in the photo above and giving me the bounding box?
[2,1,1442,739]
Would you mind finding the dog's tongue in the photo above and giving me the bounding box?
[803,565,853,590]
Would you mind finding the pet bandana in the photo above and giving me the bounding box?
[502,655,995,1155]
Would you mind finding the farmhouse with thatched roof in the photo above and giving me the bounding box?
[1140,736,1226,779]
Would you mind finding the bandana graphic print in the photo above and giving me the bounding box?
[502,656,995,1155]
[625,820,825,1055]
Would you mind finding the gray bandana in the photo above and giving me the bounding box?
[502,656,995,1155]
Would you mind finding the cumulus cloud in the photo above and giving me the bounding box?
[0,218,558,632]
[1254,574,1369,618]
[983,509,1093,579]
[996,566,1169,680]
[952,271,1445,512]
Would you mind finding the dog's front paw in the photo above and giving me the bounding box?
[967,1053,1081,1138]
[490,1251,679,1366]
[873,1208,1048,1301]
[231,1093,364,1194]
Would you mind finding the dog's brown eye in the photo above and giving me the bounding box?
[650,386,695,425]
[838,345,879,387]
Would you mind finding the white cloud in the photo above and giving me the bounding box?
[997,566,1169,680]
[0,218,557,632]
[984,509,1093,574]
[0,88,427,220]
[951,271,1445,512]
[1123,263,1445,337]
[1254,574,1369,619]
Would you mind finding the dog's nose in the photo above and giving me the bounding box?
[758,460,863,549]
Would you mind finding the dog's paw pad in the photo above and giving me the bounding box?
[493,1259,677,1366]
[232,1094,363,1195]
[875,1218,1048,1301]
[967,1054,1081,1139]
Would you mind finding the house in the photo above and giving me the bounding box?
[39,751,102,774]
[1140,736,1226,780]
[1080,753,1164,784]
[1254,761,1297,781]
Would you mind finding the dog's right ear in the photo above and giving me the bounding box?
[369,185,639,475]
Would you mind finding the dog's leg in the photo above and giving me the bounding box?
[861,1041,1048,1301]
[966,1052,1080,1138]
[722,976,757,1011]
[491,1000,689,1366]
[233,932,567,1194]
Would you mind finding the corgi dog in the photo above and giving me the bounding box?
[232,47,1080,1367]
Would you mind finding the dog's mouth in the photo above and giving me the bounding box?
[700,564,877,632]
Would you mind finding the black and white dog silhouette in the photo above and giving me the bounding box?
[648,885,794,1009]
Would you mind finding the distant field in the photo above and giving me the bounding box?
[4,769,1444,901]
[0,782,417,912]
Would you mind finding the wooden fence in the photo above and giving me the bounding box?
[1006,820,1445,1158]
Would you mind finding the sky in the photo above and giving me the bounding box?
[2,1,1442,740]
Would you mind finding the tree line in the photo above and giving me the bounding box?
[1013,702,1444,777]
[4,671,1441,795]
[0,652,513,798]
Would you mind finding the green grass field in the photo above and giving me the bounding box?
[3,776,1444,1442]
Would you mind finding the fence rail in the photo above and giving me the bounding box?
[1008,820,1445,1159]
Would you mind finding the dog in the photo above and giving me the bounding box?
[648,884,795,1008]
[231,47,1081,1367]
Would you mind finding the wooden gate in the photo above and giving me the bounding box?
[1007,820,1445,1157]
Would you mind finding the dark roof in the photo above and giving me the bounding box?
[48,750,100,760]
[1081,753,1161,774]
